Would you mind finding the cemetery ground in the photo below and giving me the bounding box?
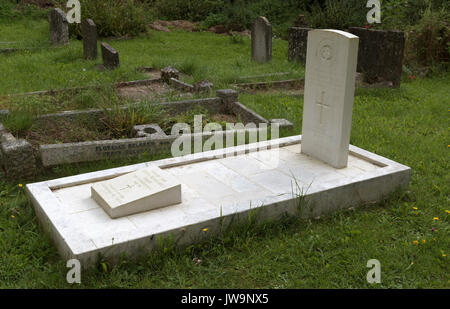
[0,18,449,288]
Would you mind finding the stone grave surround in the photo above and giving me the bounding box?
[288,27,405,87]
[25,30,411,267]
[251,16,272,63]
[49,8,69,45]
[0,89,291,173]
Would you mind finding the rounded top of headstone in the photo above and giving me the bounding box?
[311,29,359,40]
[255,16,271,26]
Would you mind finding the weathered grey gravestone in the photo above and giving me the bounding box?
[301,30,359,168]
[349,27,405,87]
[251,16,272,63]
[101,42,119,69]
[82,19,97,60]
[288,27,312,63]
[48,8,69,45]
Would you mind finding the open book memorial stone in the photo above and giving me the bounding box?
[91,165,182,218]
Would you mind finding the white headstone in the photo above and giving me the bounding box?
[91,165,182,218]
[301,29,359,168]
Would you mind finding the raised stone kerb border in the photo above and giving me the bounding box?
[26,135,411,267]
[37,89,291,167]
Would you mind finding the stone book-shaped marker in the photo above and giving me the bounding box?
[91,166,182,219]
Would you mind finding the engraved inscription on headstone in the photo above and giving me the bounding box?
[301,30,359,168]
[91,165,182,218]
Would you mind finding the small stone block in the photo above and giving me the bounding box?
[161,67,180,83]
[1,139,36,179]
[270,118,293,129]
[193,80,213,93]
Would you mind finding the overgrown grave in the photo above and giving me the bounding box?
[0,88,293,179]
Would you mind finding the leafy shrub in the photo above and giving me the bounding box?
[382,0,449,30]
[69,0,148,38]
[0,0,46,21]
[152,0,223,22]
[405,6,450,66]
[306,0,367,30]
[2,111,34,136]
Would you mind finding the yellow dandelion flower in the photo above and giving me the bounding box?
[443,253,447,257]
[18,184,23,188]
[445,210,450,214]
[11,215,15,219]
[412,240,419,245]
[433,217,439,221]
[412,207,418,210]
[202,228,208,232]
[422,239,426,244]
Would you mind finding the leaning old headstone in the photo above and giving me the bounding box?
[251,16,272,63]
[349,27,405,87]
[82,19,98,60]
[101,42,119,69]
[301,30,359,168]
[288,27,312,63]
[48,8,69,45]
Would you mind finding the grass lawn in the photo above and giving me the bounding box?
[0,15,449,288]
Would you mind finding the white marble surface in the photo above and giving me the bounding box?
[91,165,182,218]
[26,135,410,266]
[301,30,359,168]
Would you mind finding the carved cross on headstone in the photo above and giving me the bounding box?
[315,91,328,125]
[301,29,359,169]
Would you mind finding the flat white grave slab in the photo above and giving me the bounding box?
[91,165,181,219]
[26,136,410,267]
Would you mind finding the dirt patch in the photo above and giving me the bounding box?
[21,117,123,148]
[116,82,193,101]
[235,79,305,95]
[20,110,240,147]
[149,20,250,36]
[150,20,200,32]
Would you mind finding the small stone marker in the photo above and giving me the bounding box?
[101,42,119,69]
[91,165,182,219]
[194,80,213,93]
[301,30,359,168]
[251,16,272,63]
[82,19,97,60]
[161,66,180,83]
[48,8,69,45]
